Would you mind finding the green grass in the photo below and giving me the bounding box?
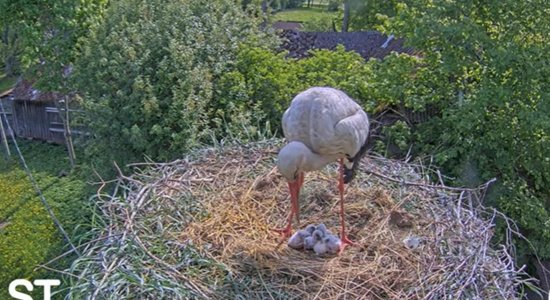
[272,6,337,23]
[0,139,92,300]
[0,72,17,94]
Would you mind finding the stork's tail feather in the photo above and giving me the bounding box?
[343,137,370,184]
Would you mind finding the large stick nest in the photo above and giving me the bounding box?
[67,140,534,299]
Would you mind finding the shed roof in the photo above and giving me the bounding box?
[12,79,61,102]
[278,30,415,60]
[0,88,13,99]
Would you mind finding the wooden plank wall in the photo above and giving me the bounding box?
[0,98,15,138]
[12,100,61,143]
[10,99,84,144]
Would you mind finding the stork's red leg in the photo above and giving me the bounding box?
[294,172,304,224]
[272,212,293,238]
[272,178,302,238]
[338,159,354,252]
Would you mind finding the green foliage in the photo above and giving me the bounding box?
[361,52,453,112]
[0,0,108,90]
[0,26,23,76]
[216,45,444,155]
[216,47,300,138]
[495,179,550,255]
[302,16,335,31]
[0,72,16,93]
[345,0,405,31]
[0,140,90,299]
[217,45,371,132]
[375,120,411,156]
[321,0,417,31]
[297,45,366,96]
[382,0,550,259]
[72,0,276,172]
[327,0,339,12]
[0,171,58,299]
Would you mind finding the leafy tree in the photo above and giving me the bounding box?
[71,0,276,172]
[327,0,340,12]
[347,0,403,31]
[384,0,550,261]
[0,26,22,76]
[327,0,416,31]
[0,0,107,88]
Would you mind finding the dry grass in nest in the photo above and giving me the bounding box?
[64,139,536,299]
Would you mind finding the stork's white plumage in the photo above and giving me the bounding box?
[275,87,370,253]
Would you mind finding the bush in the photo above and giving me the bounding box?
[72,0,276,172]
[215,46,301,139]
[297,45,367,98]
[302,16,335,32]
[216,45,372,132]
[384,0,550,261]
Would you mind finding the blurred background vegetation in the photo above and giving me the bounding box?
[0,0,548,297]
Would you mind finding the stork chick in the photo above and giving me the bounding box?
[322,235,342,255]
[311,230,328,255]
[304,225,322,250]
[287,224,316,250]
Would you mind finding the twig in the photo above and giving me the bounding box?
[364,167,496,192]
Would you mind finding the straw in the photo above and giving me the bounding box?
[65,139,535,299]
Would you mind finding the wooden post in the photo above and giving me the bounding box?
[57,95,76,168]
[0,100,11,158]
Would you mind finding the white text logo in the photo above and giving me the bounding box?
[8,279,60,300]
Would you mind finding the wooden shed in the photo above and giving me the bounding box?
[7,79,80,144]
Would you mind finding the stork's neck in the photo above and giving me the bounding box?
[278,141,338,178]
[301,146,338,172]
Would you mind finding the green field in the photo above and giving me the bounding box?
[272,6,337,23]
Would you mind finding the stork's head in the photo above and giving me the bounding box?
[277,141,309,182]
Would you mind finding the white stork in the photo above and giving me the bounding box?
[275,87,370,252]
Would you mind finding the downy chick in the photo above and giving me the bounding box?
[322,235,342,254]
[311,230,329,255]
[288,224,316,250]
[304,225,323,250]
